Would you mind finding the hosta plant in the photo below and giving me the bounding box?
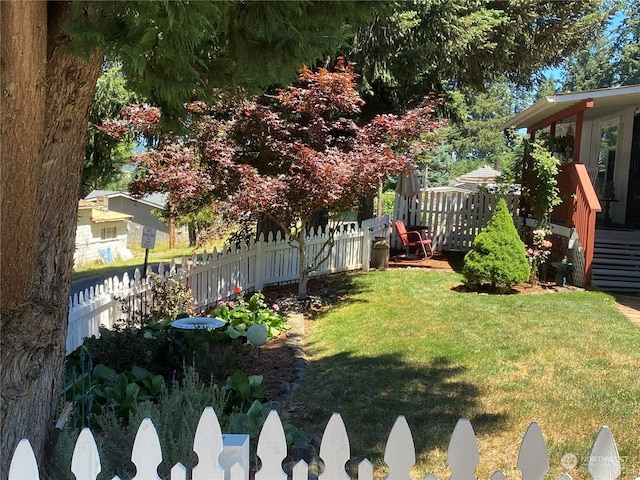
[209,288,289,340]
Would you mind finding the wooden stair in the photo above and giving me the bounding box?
[591,229,640,292]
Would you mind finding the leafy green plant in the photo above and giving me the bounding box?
[75,323,170,374]
[210,289,289,340]
[64,361,166,428]
[522,140,562,228]
[224,370,265,411]
[52,365,230,480]
[463,198,530,290]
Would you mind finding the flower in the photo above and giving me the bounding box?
[271,303,280,312]
[527,227,553,284]
[234,286,242,294]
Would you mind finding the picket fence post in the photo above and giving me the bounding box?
[8,439,39,480]
[7,407,630,480]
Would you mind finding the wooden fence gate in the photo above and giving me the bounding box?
[393,191,521,252]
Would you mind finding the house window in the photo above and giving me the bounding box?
[101,226,117,240]
[596,121,618,198]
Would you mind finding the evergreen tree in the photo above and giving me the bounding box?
[614,2,640,85]
[563,34,616,90]
[447,82,521,177]
[348,1,610,115]
[81,63,136,198]
[561,3,640,90]
[463,198,530,289]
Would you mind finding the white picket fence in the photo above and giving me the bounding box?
[8,407,628,480]
[393,191,521,252]
[67,217,390,354]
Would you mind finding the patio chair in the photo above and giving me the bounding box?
[394,219,434,259]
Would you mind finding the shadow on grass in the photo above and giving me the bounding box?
[287,352,507,475]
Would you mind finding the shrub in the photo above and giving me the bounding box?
[210,288,290,341]
[463,198,530,289]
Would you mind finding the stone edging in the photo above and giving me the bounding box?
[269,313,309,410]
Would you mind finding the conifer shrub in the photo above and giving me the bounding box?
[462,198,530,290]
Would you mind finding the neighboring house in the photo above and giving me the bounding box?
[502,83,640,291]
[85,190,188,246]
[75,197,134,266]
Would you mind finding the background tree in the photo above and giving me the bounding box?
[81,63,137,198]
[447,83,520,174]
[563,34,616,91]
[0,1,374,472]
[614,2,640,85]
[561,3,639,90]
[348,0,610,116]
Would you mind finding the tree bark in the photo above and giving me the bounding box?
[1,2,102,476]
[357,194,375,225]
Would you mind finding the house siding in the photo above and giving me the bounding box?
[74,209,132,266]
[101,195,188,246]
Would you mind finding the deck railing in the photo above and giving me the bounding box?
[553,162,601,286]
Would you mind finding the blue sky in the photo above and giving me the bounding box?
[541,9,625,88]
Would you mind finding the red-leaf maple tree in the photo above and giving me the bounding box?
[129,60,446,297]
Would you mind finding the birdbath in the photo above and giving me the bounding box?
[170,317,226,330]
[551,261,573,287]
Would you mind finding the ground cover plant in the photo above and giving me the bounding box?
[285,269,640,480]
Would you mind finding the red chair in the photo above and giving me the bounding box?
[394,219,434,258]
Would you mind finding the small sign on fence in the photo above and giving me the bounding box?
[141,227,157,249]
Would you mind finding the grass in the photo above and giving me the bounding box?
[286,270,640,480]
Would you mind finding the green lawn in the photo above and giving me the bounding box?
[286,270,640,480]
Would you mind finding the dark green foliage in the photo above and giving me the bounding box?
[77,325,167,374]
[463,198,529,289]
[350,1,609,114]
[81,63,136,198]
[67,1,373,115]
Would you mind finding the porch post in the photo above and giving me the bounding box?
[573,109,585,162]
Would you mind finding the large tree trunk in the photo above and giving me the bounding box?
[1,2,101,476]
